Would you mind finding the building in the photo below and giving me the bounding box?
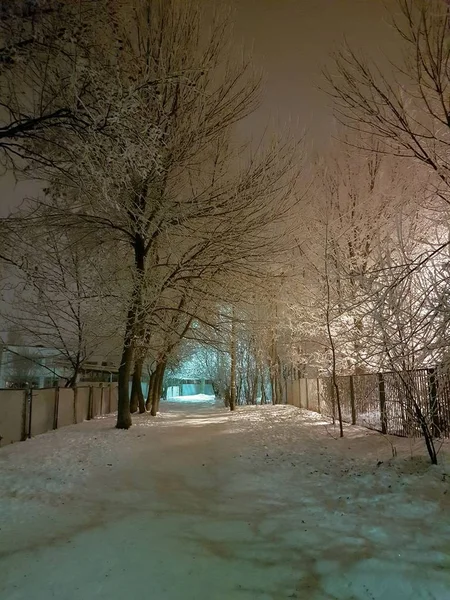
[0,345,118,389]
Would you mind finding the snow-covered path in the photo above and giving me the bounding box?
[0,403,449,600]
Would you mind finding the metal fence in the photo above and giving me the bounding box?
[0,383,118,447]
[286,368,450,438]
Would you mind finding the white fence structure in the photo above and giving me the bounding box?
[0,383,118,447]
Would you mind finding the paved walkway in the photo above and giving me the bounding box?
[0,403,449,600]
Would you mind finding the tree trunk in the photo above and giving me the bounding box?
[260,374,267,404]
[146,369,156,411]
[415,403,438,465]
[250,372,258,405]
[116,232,145,429]
[270,329,279,404]
[151,360,166,416]
[150,370,161,417]
[116,291,140,429]
[130,356,145,413]
[66,374,77,388]
[236,371,243,406]
[211,381,219,398]
[116,340,133,429]
[353,317,365,374]
[325,229,344,438]
[229,312,236,411]
[245,369,251,405]
[156,364,165,413]
[150,369,160,416]
[277,359,284,404]
[138,383,146,414]
[66,359,81,388]
[270,371,277,404]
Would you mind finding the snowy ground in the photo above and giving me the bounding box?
[166,393,216,404]
[0,403,449,600]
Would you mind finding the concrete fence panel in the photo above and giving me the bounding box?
[100,386,107,414]
[92,386,102,417]
[110,385,118,412]
[58,388,75,428]
[76,387,90,422]
[286,381,294,406]
[307,379,320,412]
[292,380,300,407]
[299,379,308,409]
[0,383,117,449]
[0,390,26,445]
[31,389,56,437]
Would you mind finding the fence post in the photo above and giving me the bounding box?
[21,390,28,441]
[87,386,93,420]
[427,368,440,437]
[53,387,60,430]
[331,379,336,423]
[316,378,321,413]
[108,384,112,413]
[28,387,33,438]
[378,373,387,434]
[100,384,104,415]
[350,375,356,425]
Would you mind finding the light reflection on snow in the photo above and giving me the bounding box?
[166,394,216,403]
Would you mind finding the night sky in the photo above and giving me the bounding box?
[233,0,399,142]
[2,0,401,212]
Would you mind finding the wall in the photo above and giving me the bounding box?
[0,389,26,445]
[0,383,118,449]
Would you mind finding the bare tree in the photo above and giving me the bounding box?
[313,133,418,371]
[32,0,301,430]
[321,0,450,458]
[326,0,450,198]
[1,226,121,386]
[361,212,448,463]
[0,1,112,171]
[131,290,195,415]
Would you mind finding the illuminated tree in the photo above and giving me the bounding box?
[27,0,301,430]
